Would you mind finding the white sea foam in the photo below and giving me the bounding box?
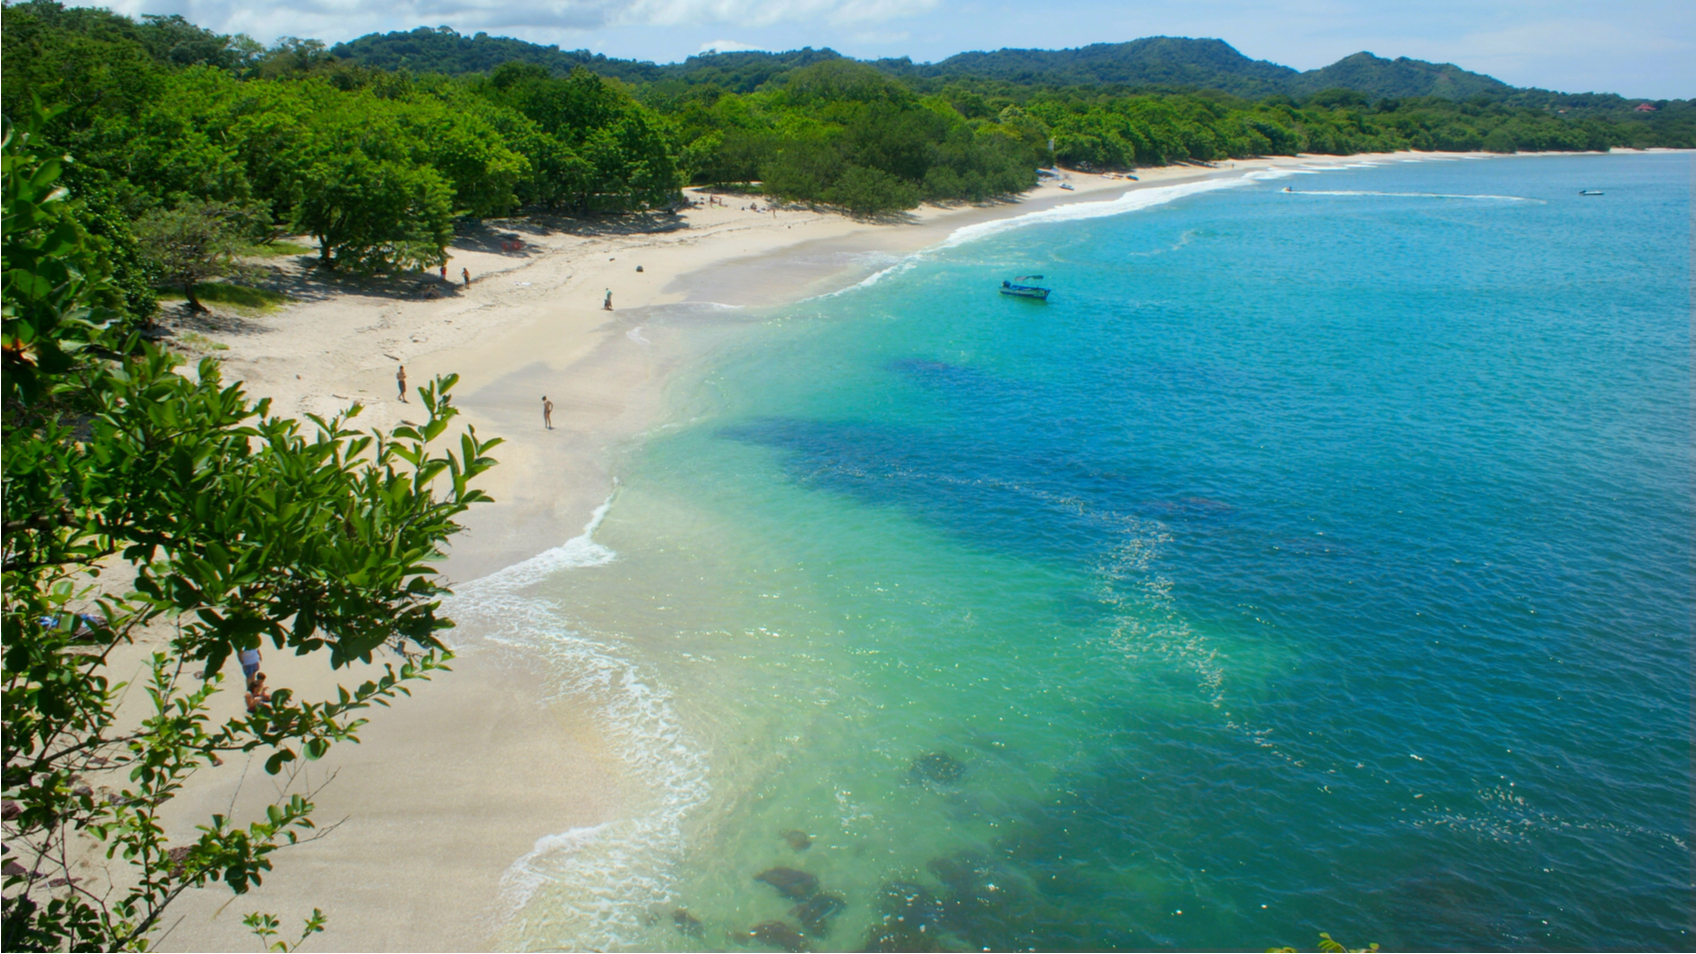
[446,498,709,951]
[803,256,920,302]
[627,326,651,345]
[1287,190,1540,202]
[940,175,1258,249]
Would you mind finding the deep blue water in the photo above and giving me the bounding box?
[540,153,1690,952]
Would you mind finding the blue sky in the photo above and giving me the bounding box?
[96,0,1692,97]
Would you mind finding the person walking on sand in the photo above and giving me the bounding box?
[462,267,471,286]
[542,395,554,430]
[603,289,613,311]
[440,263,447,280]
[396,365,408,402]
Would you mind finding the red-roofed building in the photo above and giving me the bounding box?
[1634,103,1657,112]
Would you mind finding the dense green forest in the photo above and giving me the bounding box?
[3,0,1691,317]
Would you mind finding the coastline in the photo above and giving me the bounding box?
[152,148,1605,951]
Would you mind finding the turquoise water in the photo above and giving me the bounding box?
[495,154,1690,951]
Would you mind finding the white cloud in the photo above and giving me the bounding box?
[99,0,939,43]
[699,38,764,52]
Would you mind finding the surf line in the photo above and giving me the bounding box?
[446,497,711,950]
[940,167,1299,249]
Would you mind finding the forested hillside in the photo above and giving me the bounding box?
[2,0,1690,330]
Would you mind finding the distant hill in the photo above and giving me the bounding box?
[330,29,1634,106]
[886,37,1299,97]
[896,40,1518,100]
[330,26,666,83]
[1290,51,1515,100]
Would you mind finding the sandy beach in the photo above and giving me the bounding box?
[146,151,1508,951]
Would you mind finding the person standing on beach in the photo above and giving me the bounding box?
[396,365,408,402]
[462,267,471,286]
[542,396,554,430]
[440,263,447,280]
[238,646,261,682]
[603,289,613,310]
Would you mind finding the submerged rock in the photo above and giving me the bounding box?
[744,919,809,952]
[862,881,945,952]
[781,829,813,852]
[790,891,846,936]
[755,866,819,899]
[927,850,1043,949]
[672,908,704,939]
[909,751,966,785]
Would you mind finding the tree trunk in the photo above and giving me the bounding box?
[184,281,205,313]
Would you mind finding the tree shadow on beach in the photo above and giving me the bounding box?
[508,209,691,239]
[156,300,270,337]
[232,256,462,306]
[220,207,719,310]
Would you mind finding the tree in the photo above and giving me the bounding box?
[1,110,114,405]
[823,164,920,215]
[135,197,270,310]
[3,121,500,951]
[290,149,453,272]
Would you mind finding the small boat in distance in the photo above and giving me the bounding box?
[1579,189,1604,196]
[1000,276,1051,300]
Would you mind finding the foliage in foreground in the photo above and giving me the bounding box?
[2,116,501,950]
[1269,931,1381,953]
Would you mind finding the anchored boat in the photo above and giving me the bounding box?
[1000,275,1051,300]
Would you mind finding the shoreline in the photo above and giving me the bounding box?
[153,148,1619,951]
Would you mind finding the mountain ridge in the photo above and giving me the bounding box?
[329,29,1642,103]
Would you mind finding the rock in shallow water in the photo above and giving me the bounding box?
[909,751,965,784]
[782,829,812,851]
[672,908,704,938]
[862,881,945,952]
[790,891,845,936]
[741,919,809,952]
[755,866,819,899]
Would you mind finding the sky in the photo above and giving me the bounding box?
[89,0,1694,97]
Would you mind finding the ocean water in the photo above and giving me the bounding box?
[471,153,1691,952]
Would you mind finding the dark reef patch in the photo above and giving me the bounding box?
[862,881,946,952]
[739,919,809,952]
[908,751,966,785]
[755,866,819,899]
[672,908,704,939]
[790,891,845,936]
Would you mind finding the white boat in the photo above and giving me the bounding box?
[1000,276,1051,300]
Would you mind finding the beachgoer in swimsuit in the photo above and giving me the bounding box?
[245,673,273,713]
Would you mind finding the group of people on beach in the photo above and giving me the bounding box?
[700,193,774,215]
[437,264,472,286]
[238,647,273,713]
